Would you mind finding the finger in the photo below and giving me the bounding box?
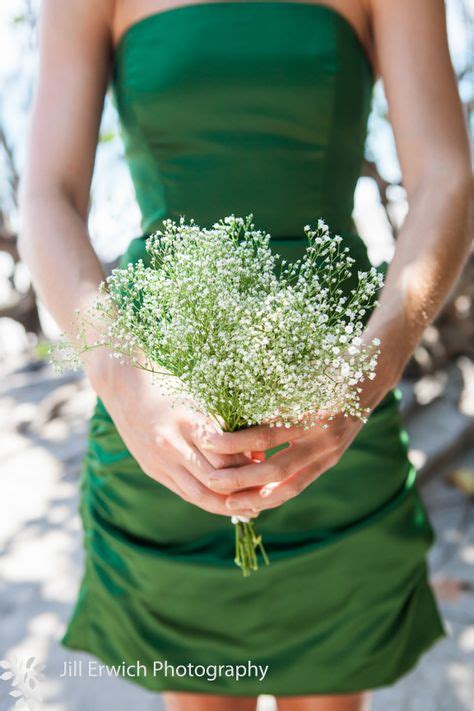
[202,421,305,455]
[170,435,215,482]
[207,442,315,494]
[191,420,259,467]
[248,450,266,462]
[145,465,201,506]
[224,457,334,512]
[176,437,255,489]
[200,449,255,470]
[173,465,261,518]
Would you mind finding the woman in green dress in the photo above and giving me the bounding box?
[20,1,470,709]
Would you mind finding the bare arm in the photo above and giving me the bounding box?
[19,0,252,518]
[362,0,472,388]
[19,0,112,372]
[204,0,472,510]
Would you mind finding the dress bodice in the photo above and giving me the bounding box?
[112,1,374,255]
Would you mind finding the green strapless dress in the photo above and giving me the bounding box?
[62,2,445,695]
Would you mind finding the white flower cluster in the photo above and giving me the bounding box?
[68,215,383,433]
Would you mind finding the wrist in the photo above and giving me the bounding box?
[375,349,406,392]
[83,349,122,399]
[363,322,409,392]
[359,336,404,411]
[360,365,395,411]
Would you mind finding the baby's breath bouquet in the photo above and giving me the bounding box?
[57,215,383,576]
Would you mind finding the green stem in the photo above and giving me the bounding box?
[233,520,270,577]
[223,422,270,576]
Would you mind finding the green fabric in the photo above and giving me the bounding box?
[62,2,445,695]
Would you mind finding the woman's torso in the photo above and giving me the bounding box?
[111,0,375,262]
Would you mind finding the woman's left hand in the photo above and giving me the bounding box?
[202,375,392,513]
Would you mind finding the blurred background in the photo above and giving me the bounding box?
[0,1,473,709]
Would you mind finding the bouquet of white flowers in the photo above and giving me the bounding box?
[55,215,383,576]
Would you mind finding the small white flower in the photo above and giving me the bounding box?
[54,213,383,472]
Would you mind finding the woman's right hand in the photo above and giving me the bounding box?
[86,354,260,519]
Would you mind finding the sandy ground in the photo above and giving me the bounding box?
[0,359,473,711]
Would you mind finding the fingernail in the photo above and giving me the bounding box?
[208,477,225,490]
[201,435,217,450]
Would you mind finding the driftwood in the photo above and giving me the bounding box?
[0,213,43,336]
